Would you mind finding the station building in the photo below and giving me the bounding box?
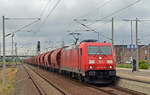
[114,45,150,64]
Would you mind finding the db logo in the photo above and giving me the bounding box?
[99,60,103,64]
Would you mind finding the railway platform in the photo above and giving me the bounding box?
[116,67,150,95]
[116,67,150,83]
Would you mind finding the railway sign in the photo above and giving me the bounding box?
[127,45,137,49]
[127,45,130,49]
[37,41,40,52]
[134,45,138,49]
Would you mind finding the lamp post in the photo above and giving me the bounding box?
[135,18,139,71]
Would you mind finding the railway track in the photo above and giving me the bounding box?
[117,77,150,95]
[23,65,44,95]
[26,64,147,95]
[87,85,147,95]
[73,79,146,95]
[23,64,68,95]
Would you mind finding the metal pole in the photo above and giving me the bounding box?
[131,21,133,46]
[131,21,133,61]
[122,40,125,63]
[148,44,150,63]
[112,17,116,61]
[2,16,6,86]
[12,33,14,61]
[147,45,149,63]
[112,17,114,45]
[61,41,64,48]
[148,44,150,64]
[0,41,1,61]
[136,18,139,71]
[15,42,17,64]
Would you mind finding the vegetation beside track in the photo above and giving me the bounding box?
[117,60,149,69]
[0,67,17,95]
[139,61,149,69]
[117,63,132,68]
[0,60,22,67]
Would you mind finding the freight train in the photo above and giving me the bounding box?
[24,40,116,84]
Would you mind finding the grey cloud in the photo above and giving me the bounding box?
[0,0,150,54]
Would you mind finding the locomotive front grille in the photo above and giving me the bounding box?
[86,70,116,77]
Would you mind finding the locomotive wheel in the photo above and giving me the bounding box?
[78,74,84,82]
[71,73,76,79]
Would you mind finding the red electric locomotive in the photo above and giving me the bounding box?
[61,40,116,83]
[25,40,116,84]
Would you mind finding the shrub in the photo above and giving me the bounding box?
[139,61,149,69]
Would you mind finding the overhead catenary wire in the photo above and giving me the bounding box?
[122,18,150,41]
[13,19,40,34]
[39,0,52,18]
[74,20,112,40]
[97,0,141,21]
[3,18,40,37]
[42,0,61,24]
[76,0,113,19]
[80,0,141,27]
[37,0,62,32]
[72,0,113,28]
[5,18,40,20]
[66,0,113,34]
[32,0,53,33]
[29,0,53,35]
[70,0,142,41]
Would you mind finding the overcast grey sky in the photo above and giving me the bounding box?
[0,0,150,54]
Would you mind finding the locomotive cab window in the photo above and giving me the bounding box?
[88,46,112,55]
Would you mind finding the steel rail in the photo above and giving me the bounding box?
[23,65,45,95]
[26,64,68,95]
[26,64,146,95]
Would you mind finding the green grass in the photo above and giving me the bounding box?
[0,61,21,66]
[117,62,149,69]
[117,63,132,68]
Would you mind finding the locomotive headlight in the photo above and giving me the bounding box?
[89,60,95,64]
[99,57,102,59]
[89,66,95,69]
[109,66,112,69]
[107,60,113,64]
[89,66,93,69]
